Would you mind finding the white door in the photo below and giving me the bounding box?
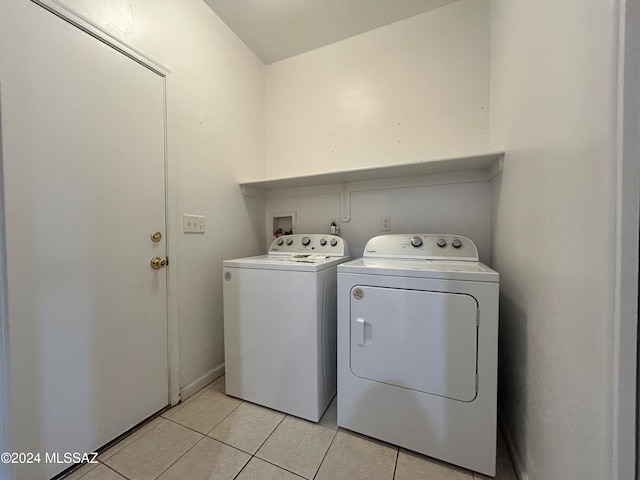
[350,286,478,402]
[0,2,169,478]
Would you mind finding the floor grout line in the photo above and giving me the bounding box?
[102,462,134,480]
[145,435,211,480]
[203,399,245,435]
[391,447,399,480]
[228,411,290,480]
[254,456,310,479]
[311,425,339,480]
[245,412,338,480]
[162,415,213,436]
[231,455,251,480]
[103,386,249,480]
[65,383,516,480]
[100,418,167,463]
[203,413,284,457]
[160,398,245,438]
[249,412,288,454]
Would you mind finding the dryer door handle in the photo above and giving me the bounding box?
[355,318,366,346]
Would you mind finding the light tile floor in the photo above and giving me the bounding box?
[62,376,519,480]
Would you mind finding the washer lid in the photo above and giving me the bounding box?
[223,234,350,272]
[338,257,498,282]
[224,253,350,272]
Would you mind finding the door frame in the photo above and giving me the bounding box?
[29,0,181,407]
[612,14,640,469]
[615,0,640,479]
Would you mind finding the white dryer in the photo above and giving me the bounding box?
[223,234,349,422]
[337,234,499,476]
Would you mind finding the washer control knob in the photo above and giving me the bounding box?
[301,236,311,246]
[330,238,338,247]
[286,238,293,245]
[437,238,447,248]
[410,236,423,248]
[452,238,462,249]
[319,238,327,246]
[277,238,284,245]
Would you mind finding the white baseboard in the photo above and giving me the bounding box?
[499,415,528,480]
[180,363,225,401]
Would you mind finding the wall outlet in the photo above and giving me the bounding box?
[381,216,391,232]
[183,214,205,233]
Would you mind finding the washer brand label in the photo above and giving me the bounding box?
[352,288,365,300]
[224,271,232,281]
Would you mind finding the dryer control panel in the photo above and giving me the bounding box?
[363,234,478,261]
[269,234,349,257]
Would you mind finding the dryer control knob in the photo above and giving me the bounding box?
[452,238,462,249]
[319,238,327,246]
[302,236,311,246]
[330,238,338,247]
[437,238,447,248]
[410,236,423,248]
[286,238,293,245]
[277,238,284,245]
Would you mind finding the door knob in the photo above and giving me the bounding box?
[150,256,167,269]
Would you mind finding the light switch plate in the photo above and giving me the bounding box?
[183,214,205,233]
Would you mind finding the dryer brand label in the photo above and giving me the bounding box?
[224,271,232,281]
[353,288,365,300]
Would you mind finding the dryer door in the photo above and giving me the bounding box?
[349,286,478,402]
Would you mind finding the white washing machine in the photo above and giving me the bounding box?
[337,234,499,476]
[223,234,350,422]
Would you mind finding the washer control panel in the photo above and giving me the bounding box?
[363,234,478,261]
[270,234,349,257]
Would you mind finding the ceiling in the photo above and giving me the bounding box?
[202,0,459,64]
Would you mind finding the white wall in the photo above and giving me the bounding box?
[263,0,492,263]
[489,1,636,479]
[267,181,492,261]
[265,0,490,178]
[22,0,266,395]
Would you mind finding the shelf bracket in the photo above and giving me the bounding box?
[240,184,265,198]
[340,184,351,223]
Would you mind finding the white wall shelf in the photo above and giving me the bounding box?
[240,151,504,222]
[240,151,504,198]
